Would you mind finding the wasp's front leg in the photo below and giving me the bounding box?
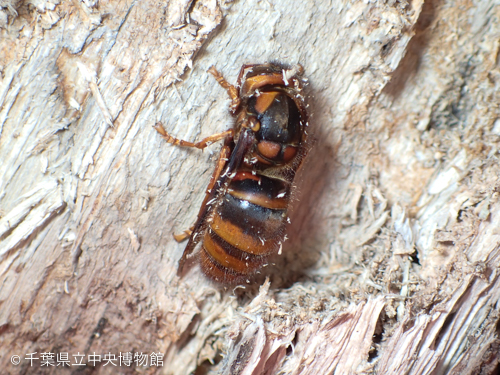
[207,66,241,113]
[154,122,233,150]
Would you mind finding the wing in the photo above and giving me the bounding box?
[177,129,256,274]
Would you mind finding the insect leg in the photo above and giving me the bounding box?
[173,143,230,244]
[178,129,255,277]
[177,142,233,274]
[207,66,240,113]
[173,226,194,242]
[154,122,233,150]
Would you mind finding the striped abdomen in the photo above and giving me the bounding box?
[200,171,290,283]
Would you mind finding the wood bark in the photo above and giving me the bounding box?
[0,0,499,374]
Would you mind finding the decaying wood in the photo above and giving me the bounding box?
[1,0,499,374]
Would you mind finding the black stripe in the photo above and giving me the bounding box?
[229,175,290,202]
[216,194,286,239]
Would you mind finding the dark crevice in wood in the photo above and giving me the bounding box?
[431,311,456,350]
[0,323,9,336]
[85,317,108,352]
[382,0,438,99]
[410,247,421,265]
[491,361,500,375]
[2,201,67,269]
[368,309,385,362]
[228,338,254,375]
[286,331,298,357]
[174,313,202,353]
[194,353,223,375]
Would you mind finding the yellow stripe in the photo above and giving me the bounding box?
[210,213,278,255]
[200,249,243,283]
[203,231,251,274]
[255,91,280,113]
[241,74,285,95]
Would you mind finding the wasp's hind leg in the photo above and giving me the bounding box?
[154,122,232,150]
[173,226,194,242]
